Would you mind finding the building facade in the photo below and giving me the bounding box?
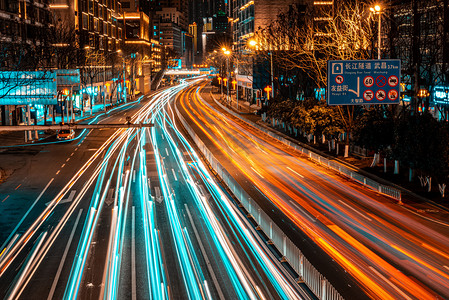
[50,0,124,52]
[232,0,305,102]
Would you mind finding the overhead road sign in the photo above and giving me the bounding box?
[327,59,401,105]
[0,123,154,131]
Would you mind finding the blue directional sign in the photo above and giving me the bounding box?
[327,59,401,105]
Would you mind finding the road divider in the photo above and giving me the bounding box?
[175,99,344,300]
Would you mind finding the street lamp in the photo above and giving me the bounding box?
[223,48,231,104]
[370,4,382,59]
[119,52,138,104]
[103,49,121,110]
[249,39,274,100]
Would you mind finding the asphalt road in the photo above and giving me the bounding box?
[176,81,449,300]
[0,83,308,300]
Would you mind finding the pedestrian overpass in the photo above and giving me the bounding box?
[164,68,211,76]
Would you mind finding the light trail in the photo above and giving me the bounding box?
[155,86,308,299]
[177,82,449,299]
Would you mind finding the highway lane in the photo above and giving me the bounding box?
[0,96,161,299]
[152,100,307,299]
[1,82,308,299]
[177,82,449,299]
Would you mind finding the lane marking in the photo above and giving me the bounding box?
[444,266,449,271]
[132,206,136,300]
[338,200,372,221]
[369,266,412,300]
[171,169,178,181]
[56,170,60,175]
[0,177,54,258]
[2,195,9,202]
[15,184,21,190]
[71,153,74,156]
[132,169,136,183]
[286,167,304,178]
[60,190,76,204]
[289,200,316,222]
[47,209,83,300]
[165,148,169,156]
[61,164,65,168]
[185,204,226,300]
[66,158,70,162]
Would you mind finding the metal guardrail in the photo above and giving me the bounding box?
[208,93,401,203]
[175,103,344,300]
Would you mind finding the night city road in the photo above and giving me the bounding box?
[0,82,308,300]
[176,82,449,300]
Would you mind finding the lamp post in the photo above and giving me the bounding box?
[103,49,121,111]
[370,5,382,59]
[224,49,231,104]
[249,39,274,99]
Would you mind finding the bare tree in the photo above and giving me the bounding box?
[253,3,375,156]
[79,49,105,114]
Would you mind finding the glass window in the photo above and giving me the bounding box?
[82,13,88,29]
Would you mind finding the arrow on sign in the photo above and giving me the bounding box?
[349,77,360,97]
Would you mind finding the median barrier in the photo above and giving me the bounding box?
[175,102,344,300]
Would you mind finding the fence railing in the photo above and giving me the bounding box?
[175,103,344,300]
[209,93,401,203]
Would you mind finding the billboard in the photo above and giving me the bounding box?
[432,86,449,106]
[327,59,401,105]
[0,71,57,105]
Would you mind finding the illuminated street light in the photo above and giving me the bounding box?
[222,49,231,104]
[370,4,382,59]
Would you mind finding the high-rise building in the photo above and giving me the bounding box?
[0,0,52,47]
[49,0,124,53]
[232,0,304,102]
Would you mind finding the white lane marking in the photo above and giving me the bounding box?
[161,134,165,140]
[444,266,449,271]
[185,204,226,300]
[71,153,74,156]
[61,164,65,168]
[165,148,169,156]
[47,209,83,300]
[66,158,70,162]
[338,200,372,221]
[369,266,412,300]
[0,178,54,251]
[56,170,60,175]
[171,169,178,181]
[74,148,78,152]
[132,170,136,183]
[60,190,76,204]
[287,166,304,178]
[132,206,136,300]
[87,148,98,151]
[251,167,264,179]
[289,200,316,222]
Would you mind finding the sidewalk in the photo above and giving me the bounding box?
[211,88,261,115]
[202,86,449,223]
